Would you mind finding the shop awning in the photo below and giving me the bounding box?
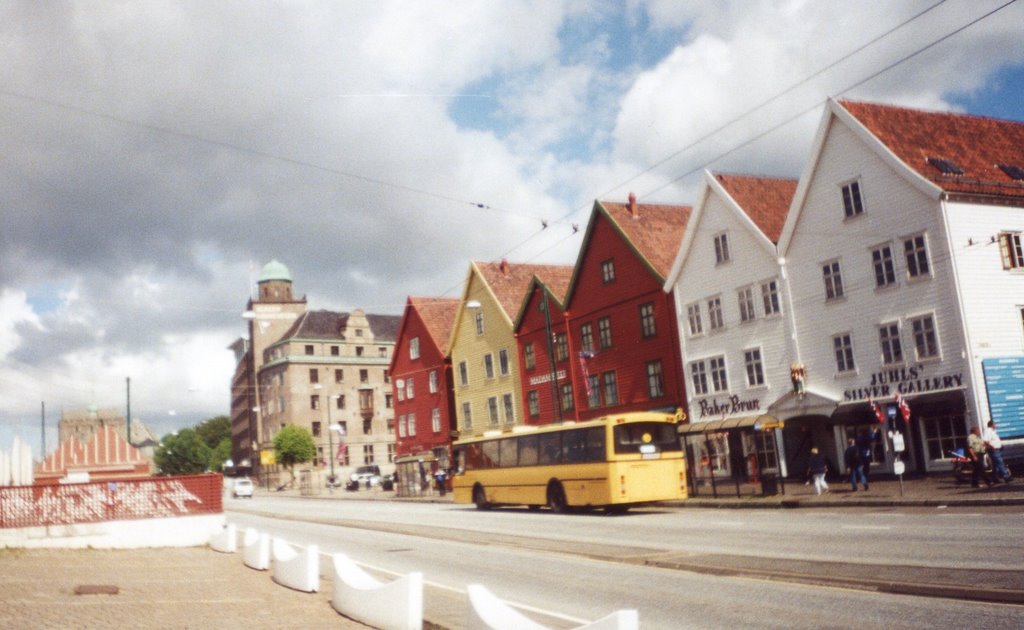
[678,414,782,435]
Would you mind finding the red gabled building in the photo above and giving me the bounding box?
[513,269,574,425]
[563,193,692,420]
[390,296,459,493]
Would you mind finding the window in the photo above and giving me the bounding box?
[474,311,485,335]
[833,333,855,372]
[431,408,441,433]
[823,261,844,300]
[385,393,392,408]
[359,369,369,383]
[709,356,727,392]
[331,345,339,356]
[560,383,575,411]
[555,333,568,361]
[841,181,864,218]
[308,369,319,384]
[598,317,613,349]
[646,360,665,398]
[362,418,372,434]
[387,443,395,464]
[502,394,514,423]
[528,390,540,417]
[379,347,387,357]
[602,371,619,406]
[405,378,414,399]
[871,245,896,288]
[355,329,363,337]
[910,314,939,359]
[310,395,320,410]
[336,395,345,410]
[429,370,438,393]
[687,303,703,336]
[879,322,903,365]
[587,375,601,408]
[708,297,724,331]
[396,379,405,401]
[312,421,321,437]
[998,232,1024,269]
[690,360,709,396]
[498,349,510,376]
[904,234,930,278]
[714,232,730,264]
[923,414,967,461]
[744,349,764,387]
[639,302,657,337]
[459,361,468,386]
[927,156,963,175]
[601,259,616,283]
[407,413,416,436]
[409,337,420,359]
[524,344,535,370]
[334,369,343,383]
[462,401,473,430]
[398,415,406,438]
[761,279,781,316]
[356,346,363,357]
[580,323,594,352]
[305,345,314,356]
[737,287,755,323]
[363,444,374,464]
[998,163,1024,180]
[484,353,495,379]
[359,390,373,413]
[488,397,499,425]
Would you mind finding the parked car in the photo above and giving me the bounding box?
[349,465,382,487]
[232,477,254,498]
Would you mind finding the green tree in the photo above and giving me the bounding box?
[154,428,211,475]
[272,424,315,487]
[195,415,231,449]
[209,438,232,472]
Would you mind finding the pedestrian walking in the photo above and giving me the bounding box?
[844,437,868,491]
[856,427,879,479]
[807,447,829,495]
[433,468,447,497]
[967,427,993,488]
[984,421,1013,483]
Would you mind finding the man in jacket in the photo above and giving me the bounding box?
[983,421,1012,483]
[844,437,867,491]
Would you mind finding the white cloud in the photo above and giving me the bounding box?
[0,290,42,359]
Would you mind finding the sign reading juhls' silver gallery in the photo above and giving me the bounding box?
[843,365,963,402]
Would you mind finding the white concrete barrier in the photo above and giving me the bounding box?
[271,537,319,593]
[242,528,270,571]
[466,584,638,630]
[329,552,423,630]
[208,522,237,553]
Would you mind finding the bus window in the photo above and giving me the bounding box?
[454,448,465,474]
[614,422,681,454]
[583,427,605,461]
[499,438,518,467]
[518,435,539,467]
[462,444,485,470]
[538,432,563,464]
[482,441,500,468]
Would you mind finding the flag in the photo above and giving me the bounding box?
[578,351,594,398]
[870,399,886,424]
[336,440,347,462]
[896,393,911,424]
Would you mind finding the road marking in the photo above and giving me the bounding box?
[840,525,891,530]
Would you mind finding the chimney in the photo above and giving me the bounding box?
[499,259,511,276]
[628,192,638,218]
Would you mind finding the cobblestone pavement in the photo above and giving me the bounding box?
[0,546,371,629]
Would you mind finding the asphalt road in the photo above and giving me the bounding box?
[226,497,1024,628]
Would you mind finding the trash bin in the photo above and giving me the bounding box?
[760,473,779,496]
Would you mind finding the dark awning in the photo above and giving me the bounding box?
[678,414,782,435]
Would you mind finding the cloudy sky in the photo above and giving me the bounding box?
[2,0,1023,457]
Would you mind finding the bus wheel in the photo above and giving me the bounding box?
[604,505,629,515]
[473,485,490,510]
[547,482,570,514]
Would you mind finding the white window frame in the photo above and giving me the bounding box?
[714,232,730,264]
[409,337,420,360]
[879,322,903,365]
[841,180,865,218]
[498,349,510,376]
[708,296,724,331]
[737,286,755,323]
[429,370,438,393]
[484,353,495,379]
[431,408,441,433]
[761,279,781,316]
[871,244,896,288]
[823,260,844,300]
[903,233,931,280]
[687,303,704,336]
[744,348,765,387]
[709,356,728,393]
[909,313,940,360]
[999,232,1024,269]
[833,332,856,373]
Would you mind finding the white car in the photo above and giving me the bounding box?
[232,477,254,498]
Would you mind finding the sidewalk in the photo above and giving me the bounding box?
[0,546,372,629]
[271,472,1024,509]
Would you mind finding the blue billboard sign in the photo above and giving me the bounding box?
[982,357,1024,439]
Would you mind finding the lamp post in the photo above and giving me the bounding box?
[327,394,341,483]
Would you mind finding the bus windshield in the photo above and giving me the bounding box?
[613,422,681,455]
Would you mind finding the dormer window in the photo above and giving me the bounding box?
[926,157,963,175]
[713,232,730,264]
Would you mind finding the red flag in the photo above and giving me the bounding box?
[336,440,347,462]
[896,393,911,424]
[870,399,886,424]
[578,352,594,399]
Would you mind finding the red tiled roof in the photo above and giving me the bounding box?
[475,261,574,320]
[408,297,459,350]
[599,200,692,278]
[839,99,1024,200]
[713,173,796,243]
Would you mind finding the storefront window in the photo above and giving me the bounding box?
[923,414,967,461]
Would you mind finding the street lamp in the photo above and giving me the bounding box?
[327,394,342,483]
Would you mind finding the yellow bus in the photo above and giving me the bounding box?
[452,412,687,513]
